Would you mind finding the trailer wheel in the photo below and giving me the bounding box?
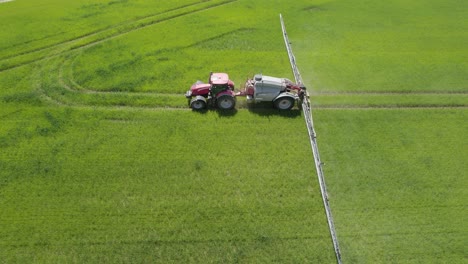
[274,97,294,110]
[190,98,206,110]
[217,95,236,110]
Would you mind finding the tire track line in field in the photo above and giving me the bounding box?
[0,109,23,120]
[58,57,180,98]
[311,91,468,95]
[315,105,468,110]
[0,0,238,72]
[50,27,252,104]
[34,56,184,109]
[1,234,331,248]
[32,54,468,111]
[50,53,467,111]
[309,91,467,108]
[34,26,465,111]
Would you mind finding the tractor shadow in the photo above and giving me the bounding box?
[246,102,302,118]
[216,108,238,117]
[189,101,301,118]
[190,107,238,117]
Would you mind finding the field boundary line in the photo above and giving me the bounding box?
[314,105,468,109]
[311,91,468,95]
[280,14,343,264]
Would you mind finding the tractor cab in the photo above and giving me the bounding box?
[185,72,237,110]
[187,72,235,97]
[209,72,235,96]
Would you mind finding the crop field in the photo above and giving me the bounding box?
[1,0,467,263]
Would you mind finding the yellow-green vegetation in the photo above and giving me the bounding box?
[292,0,467,93]
[0,0,466,262]
[316,109,467,262]
[0,107,335,262]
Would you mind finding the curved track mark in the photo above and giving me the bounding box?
[312,91,468,95]
[50,53,468,111]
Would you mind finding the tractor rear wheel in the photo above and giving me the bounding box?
[274,97,295,110]
[217,95,236,110]
[190,98,206,110]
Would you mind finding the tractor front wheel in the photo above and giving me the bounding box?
[190,98,207,110]
[217,95,236,110]
[274,97,295,110]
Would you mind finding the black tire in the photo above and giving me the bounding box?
[274,97,295,110]
[190,99,206,110]
[216,95,236,110]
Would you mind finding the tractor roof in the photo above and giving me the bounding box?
[210,72,230,85]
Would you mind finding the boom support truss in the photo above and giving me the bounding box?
[280,14,343,264]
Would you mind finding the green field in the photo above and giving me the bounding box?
[317,109,467,262]
[0,107,336,262]
[1,0,467,263]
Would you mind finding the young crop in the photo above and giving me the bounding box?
[0,0,466,262]
[315,109,467,262]
[0,109,336,262]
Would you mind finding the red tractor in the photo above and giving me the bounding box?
[185,72,236,110]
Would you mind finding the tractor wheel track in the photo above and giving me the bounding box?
[58,57,180,97]
[19,2,464,112]
[311,91,468,95]
[54,41,467,110]
[33,53,465,111]
[49,54,468,111]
